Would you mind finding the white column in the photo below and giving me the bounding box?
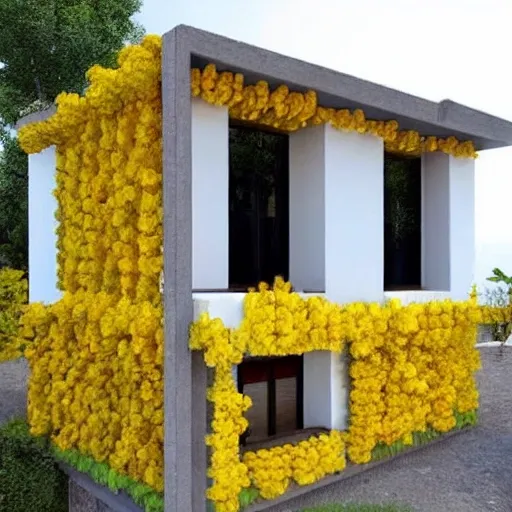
[290,126,384,430]
[449,156,475,300]
[191,98,229,290]
[289,127,325,293]
[28,146,60,303]
[422,153,450,291]
[324,128,384,303]
[422,153,475,299]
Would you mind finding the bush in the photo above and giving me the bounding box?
[0,267,28,361]
[0,419,68,512]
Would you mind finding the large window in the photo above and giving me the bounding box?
[384,154,422,290]
[228,124,289,289]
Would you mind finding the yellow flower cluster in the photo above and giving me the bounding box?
[20,294,164,489]
[207,367,252,512]
[18,36,162,155]
[190,314,251,511]
[17,35,165,493]
[242,431,346,499]
[347,298,482,464]
[238,278,347,356]
[0,268,28,362]
[191,64,478,159]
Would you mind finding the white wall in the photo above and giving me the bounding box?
[191,98,229,290]
[422,153,475,299]
[324,128,384,303]
[28,146,60,304]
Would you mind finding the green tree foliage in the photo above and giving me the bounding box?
[0,0,144,269]
[0,0,144,122]
[0,128,28,269]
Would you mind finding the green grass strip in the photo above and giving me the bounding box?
[52,446,164,512]
[371,409,477,462]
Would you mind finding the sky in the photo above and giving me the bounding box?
[135,0,512,290]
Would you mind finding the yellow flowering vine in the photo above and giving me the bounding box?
[243,431,346,500]
[191,63,478,159]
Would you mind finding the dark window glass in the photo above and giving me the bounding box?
[229,125,289,289]
[384,154,422,290]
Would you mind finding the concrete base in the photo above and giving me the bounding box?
[70,480,108,512]
[64,465,143,512]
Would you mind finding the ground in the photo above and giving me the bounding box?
[0,357,28,425]
[1,348,511,512]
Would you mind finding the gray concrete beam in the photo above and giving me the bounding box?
[161,28,199,512]
[174,24,512,151]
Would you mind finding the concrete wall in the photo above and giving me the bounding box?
[28,146,60,304]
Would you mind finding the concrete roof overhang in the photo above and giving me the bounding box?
[171,24,512,151]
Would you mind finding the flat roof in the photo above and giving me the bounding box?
[170,24,512,151]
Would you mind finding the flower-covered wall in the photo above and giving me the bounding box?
[18,36,165,492]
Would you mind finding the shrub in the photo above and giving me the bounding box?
[484,268,512,343]
[0,419,68,512]
[0,267,28,361]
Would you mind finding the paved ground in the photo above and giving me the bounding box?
[0,357,28,425]
[1,348,512,511]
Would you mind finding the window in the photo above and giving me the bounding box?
[228,124,289,289]
[238,356,303,445]
[384,153,422,290]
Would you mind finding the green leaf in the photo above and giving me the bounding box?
[239,487,260,508]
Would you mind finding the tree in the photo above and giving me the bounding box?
[0,127,27,269]
[0,0,144,269]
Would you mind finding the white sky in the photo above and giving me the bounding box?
[136,0,512,289]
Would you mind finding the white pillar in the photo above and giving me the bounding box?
[422,153,475,299]
[28,146,60,303]
[289,126,325,293]
[290,126,384,430]
[191,98,229,290]
[324,128,384,303]
[290,126,384,302]
[449,157,475,300]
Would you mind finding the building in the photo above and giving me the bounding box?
[19,25,512,512]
